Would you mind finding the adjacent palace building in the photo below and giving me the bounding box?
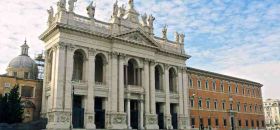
[39,0,265,130]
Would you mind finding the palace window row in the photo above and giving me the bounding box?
[189,98,263,113]
[191,117,265,128]
[188,77,262,98]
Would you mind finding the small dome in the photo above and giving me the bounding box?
[8,55,37,69]
[6,40,38,79]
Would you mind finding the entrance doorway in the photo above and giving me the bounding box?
[72,95,84,128]
[156,102,164,129]
[130,100,139,129]
[231,116,235,130]
[171,103,178,129]
[95,97,105,129]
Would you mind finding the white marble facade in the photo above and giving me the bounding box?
[40,0,191,129]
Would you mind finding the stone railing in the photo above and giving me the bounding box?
[126,85,144,94]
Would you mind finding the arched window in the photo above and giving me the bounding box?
[95,54,106,83]
[126,59,140,86]
[155,65,163,90]
[72,50,85,81]
[169,68,177,93]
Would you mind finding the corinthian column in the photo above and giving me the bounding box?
[118,53,125,112]
[143,59,150,114]
[164,64,172,129]
[85,48,96,129]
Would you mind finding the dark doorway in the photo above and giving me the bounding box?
[171,104,178,129]
[130,100,139,129]
[72,95,84,128]
[156,103,164,129]
[231,117,235,130]
[95,97,105,129]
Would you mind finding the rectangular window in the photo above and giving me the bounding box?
[214,101,218,110]
[230,103,233,110]
[13,72,17,77]
[4,83,10,88]
[190,99,194,108]
[208,118,211,126]
[198,80,201,89]
[205,81,209,89]
[191,117,195,127]
[251,120,254,127]
[206,100,210,109]
[237,103,240,112]
[250,105,252,112]
[223,119,227,126]
[257,120,259,127]
[246,120,249,127]
[200,118,204,127]
[221,83,224,92]
[21,86,34,98]
[262,120,265,127]
[228,84,231,93]
[189,79,193,88]
[238,120,242,127]
[244,104,247,112]
[222,102,226,110]
[212,81,216,91]
[215,118,219,126]
[24,72,29,79]
[198,99,202,108]
[235,84,238,93]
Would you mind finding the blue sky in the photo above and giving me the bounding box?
[0,0,279,99]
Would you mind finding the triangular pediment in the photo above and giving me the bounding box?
[114,29,159,48]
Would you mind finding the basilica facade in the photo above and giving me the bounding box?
[40,0,190,129]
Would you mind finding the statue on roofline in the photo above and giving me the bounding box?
[47,6,54,25]
[175,32,179,43]
[113,0,118,16]
[68,0,77,12]
[57,0,66,11]
[147,15,155,28]
[141,13,147,26]
[118,4,126,18]
[162,25,168,39]
[87,1,96,19]
[180,33,185,43]
[128,0,134,9]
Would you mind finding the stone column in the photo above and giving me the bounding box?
[85,48,96,129]
[144,60,159,129]
[53,43,65,110]
[118,53,125,112]
[64,44,74,111]
[140,99,144,129]
[127,99,131,129]
[164,64,172,129]
[111,52,118,112]
[41,50,49,117]
[108,52,127,129]
[149,61,156,114]
[183,68,191,128]
[143,59,150,114]
[178,67,185,129]
[47,43,69,129]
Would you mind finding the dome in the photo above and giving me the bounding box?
[6,40,38,79]
[8,55,37,69]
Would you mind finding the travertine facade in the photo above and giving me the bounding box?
[263,99,280,130]
[40,0,190,129]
